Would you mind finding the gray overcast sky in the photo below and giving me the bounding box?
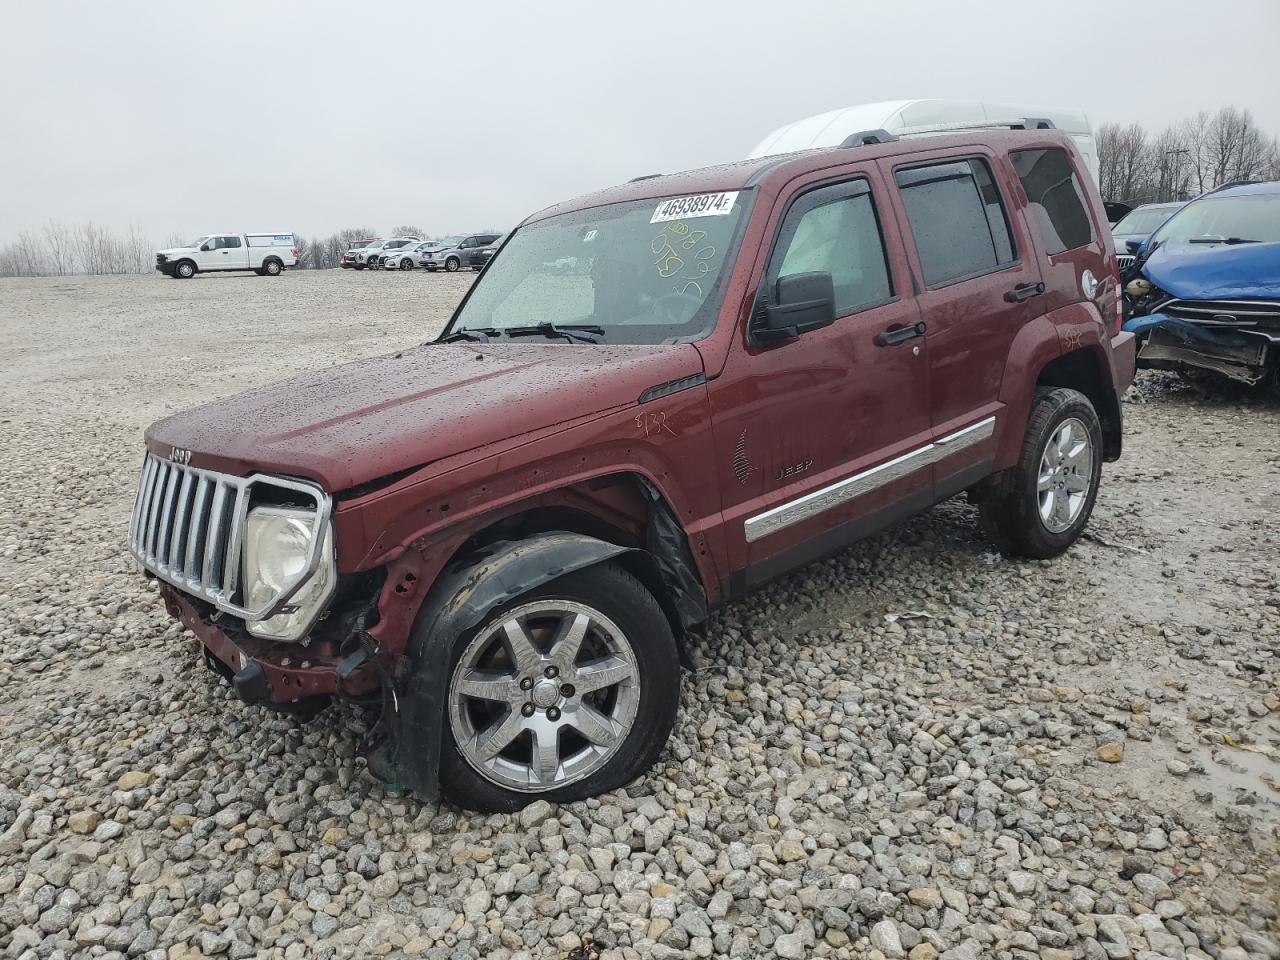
[2,0,1278,245]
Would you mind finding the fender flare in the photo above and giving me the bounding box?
[384,531,637,799]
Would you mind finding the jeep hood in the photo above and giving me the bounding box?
[146,342,704,491]
[1143,240,1280,300]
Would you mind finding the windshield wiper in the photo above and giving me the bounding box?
[438,327,500,343]
[503,322,605,344]
[1188,236,1261,245]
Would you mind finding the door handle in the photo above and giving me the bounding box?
[875,321,926,347]
[1004,281,1045,302]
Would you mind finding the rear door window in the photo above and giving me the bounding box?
[1010,148,1093,254]
[895,158,1015,286]
[769,179,893,316]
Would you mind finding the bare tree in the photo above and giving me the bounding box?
[42,220,75,275]
[391,224,426,238]
[125,225,152,274]
[1097,122,1149,203]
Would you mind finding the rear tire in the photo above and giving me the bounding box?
[978,387,1103,559]
[175,260,196,279]
[263,258,282,276]
[437,562,680,813]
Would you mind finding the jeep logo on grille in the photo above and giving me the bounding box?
[168,447,192,465]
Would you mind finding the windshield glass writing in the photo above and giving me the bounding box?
[1151,195,1280,244]
[449,192,750,344]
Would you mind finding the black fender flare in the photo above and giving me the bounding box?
[385,531,635,799]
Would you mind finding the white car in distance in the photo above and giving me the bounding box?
[383,240,445,271]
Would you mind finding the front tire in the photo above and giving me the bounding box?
[438,563,680,812]
[978,387,1102,559]
[399,258,413,271]
[445,256,460,272]
[175,260,196,279]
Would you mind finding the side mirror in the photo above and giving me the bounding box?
[754,272,837,342]
[1125,239,1142,254]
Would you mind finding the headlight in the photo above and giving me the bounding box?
[242,506,335,641]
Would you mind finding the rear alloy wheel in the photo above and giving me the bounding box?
[440,563,679,812]
[263,258,282,276]
[445,256,460,272]
[979,387,1103,559]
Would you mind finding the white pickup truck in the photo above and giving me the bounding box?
[155,233,299,279]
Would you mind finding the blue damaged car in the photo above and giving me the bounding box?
[1122,181,1280,388]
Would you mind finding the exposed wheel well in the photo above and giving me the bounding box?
[441,475,705,665]
[1036,347,1122,461]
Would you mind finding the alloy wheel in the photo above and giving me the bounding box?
[1037,417,1093,533]
[447,600,640,792]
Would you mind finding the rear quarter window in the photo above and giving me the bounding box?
[1010,148,1093,254]
[894,158,1015,287]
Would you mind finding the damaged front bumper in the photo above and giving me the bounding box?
[1123,312,1276,384]
[161,583,380,712]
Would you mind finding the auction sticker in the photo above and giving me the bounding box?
[651,192,739,223]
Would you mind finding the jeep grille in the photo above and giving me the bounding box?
[127,454,331,621]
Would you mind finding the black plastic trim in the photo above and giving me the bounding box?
[638,373,708,404]
[725,459,993,599]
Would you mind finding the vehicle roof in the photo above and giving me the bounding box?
[526,128,1080,224]
[1129,201,1183,210]
[1200,180,1280,198]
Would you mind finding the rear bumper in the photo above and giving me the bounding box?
[1109,330,1137,393]
[160,583,378,705]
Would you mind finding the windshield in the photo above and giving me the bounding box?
[350,240,372,249]
[1112,206,1176,237]
[386,239,411,249]
[1149,194,1280,245]
[188,236,210,248]
[448,191,751,344]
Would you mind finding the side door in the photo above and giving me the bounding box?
[213,235,247,270]
[708,169,932,591]
[879,149,1045,486]
[194,236,222,270]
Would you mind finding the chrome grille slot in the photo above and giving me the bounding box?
[1116,254,1135,272]
[1161,298,1280,333]
[127,453,331,622]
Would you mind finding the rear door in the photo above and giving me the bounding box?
[1007,146,1109,318]
[708,165,932,589]
[879,149,1045,485]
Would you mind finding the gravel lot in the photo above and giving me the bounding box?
[1,271,1277,960]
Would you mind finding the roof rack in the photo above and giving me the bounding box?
[839,129,899,148]
[838,117,1057,150]
[629,173,662,183]
[1205,179,1258,195]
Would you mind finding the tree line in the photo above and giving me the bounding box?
[1098,105,1280,206]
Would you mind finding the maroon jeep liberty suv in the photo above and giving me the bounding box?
[130,125,1135,811]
